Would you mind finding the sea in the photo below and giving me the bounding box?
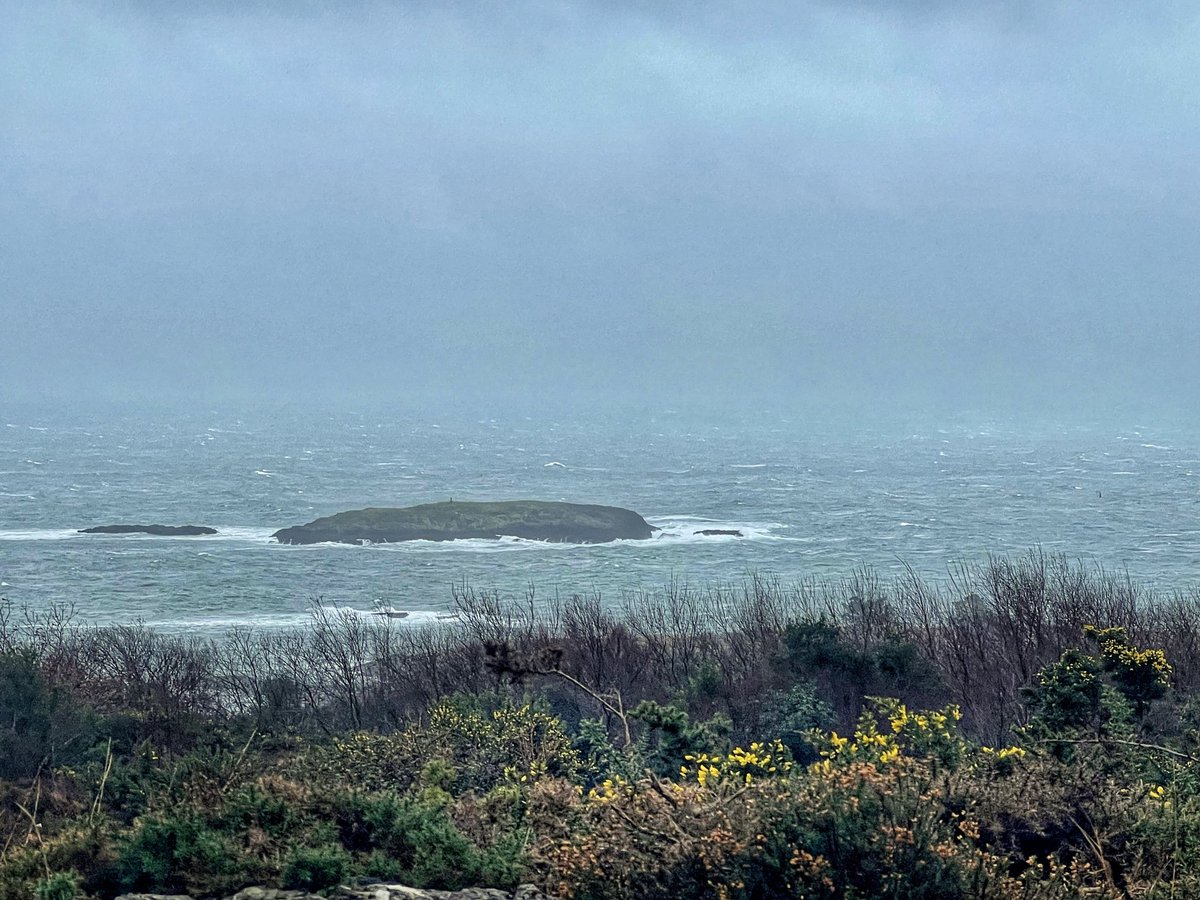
[1,399,1198,633]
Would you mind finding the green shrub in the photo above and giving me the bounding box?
[475,829,527,890]
[536,703,1085,900]
[777,619,945,724]
[1021,625,1173,758]
[572,718,638,786]
[758,682,834,760]
[629,700,730,778]
[280,845,350,892]
[421,696,583,793]
[1085,625,1172,716]
[778,618,848,674]
[0,649,93,780]
[219,782,304,841]
[34,871,80,900]
[1022,647,1109,737]
[335,791,481,889]
[301,696,580,796]
[116,814,241,895]
[0,821,119,900]
[0,850,44,900]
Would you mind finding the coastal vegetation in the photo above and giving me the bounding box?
[4,552,1200,897]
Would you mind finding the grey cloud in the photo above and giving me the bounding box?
[1,1,1197,410]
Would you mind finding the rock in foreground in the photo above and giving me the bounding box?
[272,500,655,545]
[117,883,549,900]
[79,524,218,536]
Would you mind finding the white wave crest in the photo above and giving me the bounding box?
[206,526,278,542]
[140,608,460,631]
[268,515,792,553]
[645,517,792,544]
[0,528,82,541]
[0,526,280,543]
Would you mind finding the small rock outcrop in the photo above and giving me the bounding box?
[694,529,743,537]
[79,524,218,536]
[273,500,655,545]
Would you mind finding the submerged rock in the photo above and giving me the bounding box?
[79,524,218,536]
[694,529,743,537]
[272,500,655,545]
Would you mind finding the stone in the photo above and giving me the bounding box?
[80,524,218,536]
[337,887,521,900]
[120,882,551,900]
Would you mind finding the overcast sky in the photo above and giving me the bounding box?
[2,1,1197,412]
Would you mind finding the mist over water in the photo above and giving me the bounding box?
[0,399,1196,632]
[3,4,1198,632]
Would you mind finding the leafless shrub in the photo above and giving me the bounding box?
[4,552,1197,746]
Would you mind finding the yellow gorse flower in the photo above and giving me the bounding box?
[587,776,627,803]
[816,698,967,771]
[680,740,792,789]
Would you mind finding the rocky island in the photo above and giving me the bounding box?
[272,500,655,545]
[79,524,218,536]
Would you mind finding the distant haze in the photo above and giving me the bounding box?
[3,2,1197,414]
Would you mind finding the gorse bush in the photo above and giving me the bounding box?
[757,682,835,760]
[34,871,80,900]
[628,700,731,778]
[420,695,582,792]
[218,782,304,843]
[280,845,349,893]
[517,626,1200,898]
[532,668,1144,899]
[1085,624,1172,715]
[334,792,479,888]
[116,814,241,896]
[304,696,581,795]
[1022,625,1173,758]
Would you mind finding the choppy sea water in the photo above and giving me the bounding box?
[1,401,1198,632]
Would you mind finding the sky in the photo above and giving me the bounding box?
[2,1,1198,414]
